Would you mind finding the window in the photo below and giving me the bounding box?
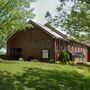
[42,49,49,59]
[56,41,59,50]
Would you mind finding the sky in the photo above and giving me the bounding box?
[0,0,73,52]
[31,0,73,24]
[30,0,74,36]
[31,0,59,24]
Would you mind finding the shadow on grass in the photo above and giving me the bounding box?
[0,68,90,90]
[74,64,90,72]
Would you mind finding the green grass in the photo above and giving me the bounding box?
[0,60,90,90]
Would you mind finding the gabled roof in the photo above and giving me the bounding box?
[44,24,67,39]
[7,20,67,41]
[29,20,67,41]
[7,19,90,47]
[30,20,89,47]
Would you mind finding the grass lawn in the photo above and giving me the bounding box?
[0,61,90,90]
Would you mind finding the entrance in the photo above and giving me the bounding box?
[12,48,22,60]
[41,49,49,62]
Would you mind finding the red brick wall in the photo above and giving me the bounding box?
[67,41,88,62]
[7,26,55,60]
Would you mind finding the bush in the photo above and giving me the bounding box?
[67,51,73,61]
[59,51,70,63]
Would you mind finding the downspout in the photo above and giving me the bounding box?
[54,38,57,61]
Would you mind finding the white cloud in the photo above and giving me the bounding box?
[31,0,59,24]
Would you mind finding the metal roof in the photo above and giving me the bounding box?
[30,20,90,47]
[30,20,67,41]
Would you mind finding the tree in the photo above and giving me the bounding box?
[0,0,35,48]
[45,0,90,41]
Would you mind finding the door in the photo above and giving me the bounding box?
[41,49,49,62]
[42,49,49,59]
[12,48,22,60]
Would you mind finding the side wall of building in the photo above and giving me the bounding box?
[7,26,55,60]
[7,26,89,62]
[67,41,88,62]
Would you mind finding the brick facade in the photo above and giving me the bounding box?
[7,20,90,62]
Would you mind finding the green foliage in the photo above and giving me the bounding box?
[0,0,35,48]
[78,0,90,3]
[45,0,90,41]
[67,51,73,61]
[59,51,74,64]
[59,51,70,63]
[63,1,90,41]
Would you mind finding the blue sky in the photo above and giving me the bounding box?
[32,0,59,24]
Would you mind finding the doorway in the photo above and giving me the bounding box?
[12,48,22,60]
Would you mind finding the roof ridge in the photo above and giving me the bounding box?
[46,25,67,39]
[30,20,67,41]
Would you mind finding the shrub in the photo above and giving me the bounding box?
[67,51,73,61]
[59,51,70,63]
